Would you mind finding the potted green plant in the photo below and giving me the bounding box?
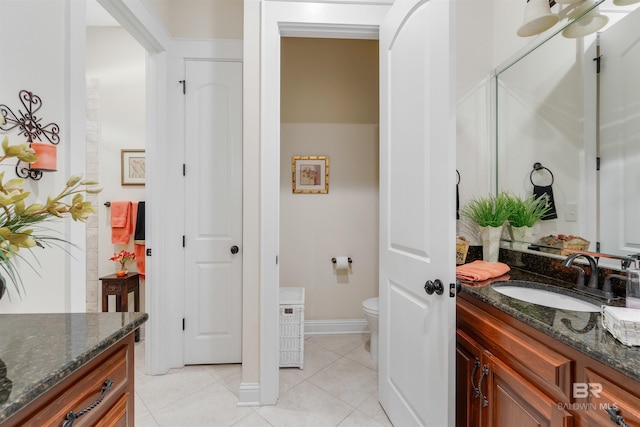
[460,192,513,262]
[506,194,551,246]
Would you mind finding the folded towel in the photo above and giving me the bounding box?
[456,260,511,282]
[111,201,132,244]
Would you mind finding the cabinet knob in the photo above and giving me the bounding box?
[230,245,239,254]
[605,405,629,427]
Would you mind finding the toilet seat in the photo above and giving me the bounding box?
[362,297,379,315]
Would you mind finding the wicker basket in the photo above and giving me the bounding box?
[456,237,470,265]
[279,287,305,368]
[538,235,590,256]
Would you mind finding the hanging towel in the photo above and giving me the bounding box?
[133,201,146,278]
[533,185,558,220]
[111,201,132,244]
[456,183,460,220]
[456,260,511,282]
[134,201,145,244]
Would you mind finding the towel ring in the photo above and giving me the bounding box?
[456,169,460,185]
[529,162,554,186]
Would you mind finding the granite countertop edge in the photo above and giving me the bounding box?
[0,313,148,423]
[460,279,640,383]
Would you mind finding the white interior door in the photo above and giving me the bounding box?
[379,1,456,425]
[184,60,243,364]
[599,6,640,257]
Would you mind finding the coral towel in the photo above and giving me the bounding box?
[111,201,132,244]
[456,260,511,282]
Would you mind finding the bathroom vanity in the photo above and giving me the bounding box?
[456,265,640,427]
[0,312,147,426]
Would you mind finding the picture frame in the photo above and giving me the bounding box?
[292,155,329,194]
[121,149,146,186]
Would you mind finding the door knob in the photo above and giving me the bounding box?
[424,279,444,295]
[230,245,239,254]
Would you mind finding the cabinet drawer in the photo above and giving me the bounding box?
[581,369,640,427]
[457,298,573,401]
[9,340,131,427]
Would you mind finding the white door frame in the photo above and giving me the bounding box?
[260,0,392,405]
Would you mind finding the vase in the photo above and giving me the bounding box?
[510,225,533,250]
[116,269,128,277]
[479,225,504,262]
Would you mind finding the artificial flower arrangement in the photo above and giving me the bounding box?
[0,116,102,299]
[109,250,136,276]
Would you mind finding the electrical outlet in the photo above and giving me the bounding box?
[566,202,577,222]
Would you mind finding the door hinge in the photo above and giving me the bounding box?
[596,241,601,252]
[182,235,185,247]
[276,255,278,265]
[183,163,186,176]
[179,79,186,94]
[182,318,185,330]
[596,157,600,171]
[146,248,152,256]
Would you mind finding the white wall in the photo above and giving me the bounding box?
[0,0,74,312]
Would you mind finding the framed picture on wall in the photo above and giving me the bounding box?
[292,155,329,194]
[121,149,146,186]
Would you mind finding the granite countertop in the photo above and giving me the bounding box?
[461,267,640,383]
[0,312,148,423]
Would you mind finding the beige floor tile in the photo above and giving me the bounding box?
[307,333,369,355]
[338,410,389,426]
[257,381,354,427]
[296,340,342,379]
[279,366,306,394]
[151,382,255,426]
[309,357,378,407]
[135,365,218,412]
[344,339,378,371]
[230,412,274,426]
[356,394,393,427]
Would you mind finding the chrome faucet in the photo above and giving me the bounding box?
[561,252,599,290]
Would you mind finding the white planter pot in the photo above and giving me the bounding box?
[479,225,504,262]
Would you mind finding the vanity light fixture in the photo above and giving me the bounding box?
[562,0,609,38]
[0,90,60,180]
[518,0,608,38]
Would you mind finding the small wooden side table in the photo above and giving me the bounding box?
[100,272,141,341]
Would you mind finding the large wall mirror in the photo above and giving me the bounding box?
[495,0,640,267]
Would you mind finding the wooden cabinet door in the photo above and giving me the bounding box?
[456,330,487,427]
[487,356,573,427]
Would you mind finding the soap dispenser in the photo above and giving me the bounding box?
[626,269,640,309]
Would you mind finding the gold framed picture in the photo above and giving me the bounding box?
[121,149,146,186]
[292,155,329,194]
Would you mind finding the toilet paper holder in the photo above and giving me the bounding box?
[331,257,352,264]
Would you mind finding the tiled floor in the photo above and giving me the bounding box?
[134,333,393,426]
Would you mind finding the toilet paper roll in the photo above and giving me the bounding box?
[335,256,350,270]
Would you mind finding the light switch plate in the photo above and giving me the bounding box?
[566,202,577,222]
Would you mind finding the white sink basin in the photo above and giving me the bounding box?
[492,282,602,312]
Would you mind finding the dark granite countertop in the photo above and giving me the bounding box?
[0,312,148,423]
[461,267,640,383]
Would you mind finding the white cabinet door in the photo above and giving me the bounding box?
[184,60,243,364]
[378,0,456,425]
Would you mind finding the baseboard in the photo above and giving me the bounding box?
[304,319,369,335]
[238,382,261,407]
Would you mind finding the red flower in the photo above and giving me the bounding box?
[109,250,136,269]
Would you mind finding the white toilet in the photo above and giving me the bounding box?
[362,297,379,362]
